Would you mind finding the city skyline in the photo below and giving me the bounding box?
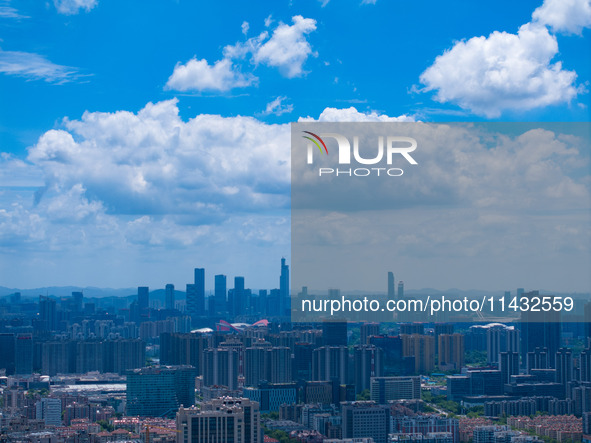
[0,1,590,291]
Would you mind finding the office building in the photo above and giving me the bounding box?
[160,332,207,376]
[35,397,62,427]
[370,376,421,403]
[242,383,297,413]
[214,274,227,315]
[186,268,205,315]
[39,296,57,331]
[341,401,389,443]
[176,397,260,443]
[280,257,289,317]
[165,283,175,310]
[126,365,197,417]
[138,286,149,311]
[388,272,395,300]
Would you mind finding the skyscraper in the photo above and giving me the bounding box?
[186,268,205,315]
[231,276,245,318]
[39,296,57,331]
[388,272,395,300]
[280,257,289,317]
[312,346,349,385]
[398,281,405,299]
[214,274,227,315]
[520,291,561,368]
[322,320,348,346]
[15,333,33,375]
[165,283,175,310]
[0,333,15,375]
[138,286,149,311]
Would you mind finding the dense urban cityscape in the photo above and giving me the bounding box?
[1,259,591,443]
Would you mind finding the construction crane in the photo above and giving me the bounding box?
[144,424,181,443]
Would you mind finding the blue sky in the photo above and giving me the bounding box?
[0,0,590,291]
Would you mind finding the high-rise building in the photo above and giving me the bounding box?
[0,333,15,375]
[244,345,292,387]
[401,334,435,373]
[138,286,149,311]
[341,401,390,443]
[72,291,83,311]
[354,345,383,394]
[438,334,465,371]
[231,276,245,318]
[388,272,395,300]
[499,351,520,385]
[312,346,349,385]
[203,348,239,390]
[280,258,289,317]
[486,324,519,364]
[39,296,57,331]
[398,281,405,299]
[520,291,561,368]
[323,320,348,346]
[165,283,175,310]
[370,376,421,403]
[360,323,380,345]
[581,348,591,382]
[527,347,549,373]
[192,268,206,314]
[176,398,261,443]
[15,333,33,375]
[160,332,207,376]
[214,275,227,315]
[126,365,197,417]
[555,347,573,387]
[35,397,62,427]
[293,342,314,381]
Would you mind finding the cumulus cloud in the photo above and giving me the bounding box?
[0,48,80,82]
[165,15,317,92]
[532,0,591,35]
[165,58,256,92]
[53,0,97,15]
[260,96,293,116]
[252,15,317,78]
[419,23,581,117]
[299,106,415,122]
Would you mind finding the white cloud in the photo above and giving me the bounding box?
[53,0,97,14]
[165,57,256,92]
[260,96,293,116]
[361,0,377,4]
[419,23,582,117]
[0,48,80,82]
[253,15,317,78]
[0,5,28,19]
[299,106,415,122]
[165,16,317,92]
[532,0,591,35]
